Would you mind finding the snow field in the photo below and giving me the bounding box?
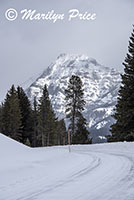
[0,133,134,200]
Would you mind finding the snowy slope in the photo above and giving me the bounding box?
[26,54,121,143]
[1,133,134,200]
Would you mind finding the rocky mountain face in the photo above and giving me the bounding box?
[26,54,121,143]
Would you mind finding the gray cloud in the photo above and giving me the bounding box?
[0,0,134,101]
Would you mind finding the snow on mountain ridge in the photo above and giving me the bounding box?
[26,54,121,143]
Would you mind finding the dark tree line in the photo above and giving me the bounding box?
[109,26,134,142]
[0,85,67,147]
[0,75,90,146]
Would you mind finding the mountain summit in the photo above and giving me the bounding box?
[26,54,121,143]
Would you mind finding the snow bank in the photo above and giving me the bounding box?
[0,133,29,155]
[0,133,93,200]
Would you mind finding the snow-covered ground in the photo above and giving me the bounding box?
[0,133,134,200]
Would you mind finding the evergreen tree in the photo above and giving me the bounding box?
[65,75,89,143]
[38,85,57,146]
[109,26,134,142]
[0,104,3,132]
[32,97,38,147]
[2,85,22,141]
[72,113,90,144]
[56,119,67,145]
[47,112,57,146]
[17,86,34,145]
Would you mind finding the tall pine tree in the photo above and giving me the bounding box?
[38,85,57,146]
[17,86,34,145]
[110,26,134,142]
[32,97,38,147]
[72,113,90,144]
[56,119,67,145]
[2,85,22,141]
[65,75,90,143]
[0,104,3,133]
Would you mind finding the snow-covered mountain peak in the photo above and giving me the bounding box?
[42,53,113,81]
[56,53,89,62]
[54,53,100,70]
[26,54,121,143]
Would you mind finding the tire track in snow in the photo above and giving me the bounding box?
[74,149,134,200]
[1,144,134,200]
[11,152,101,200]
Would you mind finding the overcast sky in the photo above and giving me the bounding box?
[0,0,134,102]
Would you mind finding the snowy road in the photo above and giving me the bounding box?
[1,133,134,200]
